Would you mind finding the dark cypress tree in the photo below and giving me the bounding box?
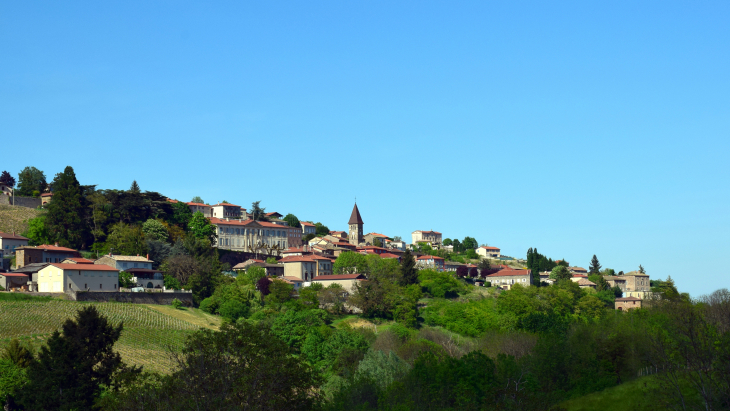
[589,255,602,274]
[129,180,141,193]
[400,249,418,285]
[19,306,138,410]
[45,166,90,249]
[0,170,15,187]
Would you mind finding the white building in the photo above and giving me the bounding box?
[36,263,119,292]
[476,246,501,258]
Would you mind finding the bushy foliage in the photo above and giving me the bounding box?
[418,269,463,298]
[142,218,169,242]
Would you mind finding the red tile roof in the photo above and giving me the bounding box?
[29,244,77,252]
[480,246,500,251]
[40,192,53,197]
[212,203,241,207]
[0,273,29,277]
[0,232,29,240]
[48,263,119,271]
[280,276,304,282]
[379,253,400,259]
[415,230,442,235]
[572,274,588,278]
[417,255,444,260]
[312,274,366,280]
[187,202,210,207]
[301,222,315,226]
[485,269,531,277]
[209,218,287,229]
[366,232,388,237]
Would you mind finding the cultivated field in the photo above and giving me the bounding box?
[0,204,45,234]
[0,297,221,373]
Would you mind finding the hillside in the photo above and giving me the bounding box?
[560,376,659,411]
[0,204,45,235]
[0,296,221,373]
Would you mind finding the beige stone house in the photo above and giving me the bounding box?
[605,271,650,293]
[95,255,154,271]
[485,268,532,289]
[301,222,317,237]
[572,278,597,289]
[615,297,642,310]
[15,244,80,268]
[476,246,501,258]
[187,202,212,217]
[211,218,295,253]
[40,192,53,206]
[232,260,285,277]
[0,232,29,258]
[36,263,119,292]
[411,230,442,247]
[364,232,388,246]
[281,255,319,282]
[311,274,366,293]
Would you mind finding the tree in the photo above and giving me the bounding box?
[393,236,402,242]
[469,267,479,277]
[161,255,200,286]
[462,236,478,250]
[188,211,216,243]
[283,213,300,228]
[373,237,383,247]
[15,166,46,197]
[22,216,51,246]
[0,170,15,187]
[190,196,204,204]
[45,166,90,249]
[478,258,491,271]
[315,222,330,236]
[589,255,602,274]
[250,200,266,221]
[443,238,453,246]
[142,218,169,242]
[452,239,462,253]
[118,271,135,288]
[19,306,138,410]
[164,275,181,290]
[550,265,572,281]
[171,201,193,227]
[333,251,369,274]
[129,180,141,194]
[106,223,148,256]
[639,265,646,274]
[302,233,316,243]
[2,339,33,368]
[266,279,294,306]
[257,276,271,296]
[400,249,418,286]
[456,265,469,278]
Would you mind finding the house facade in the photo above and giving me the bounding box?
[416,255,445,270]
[301,222,317,237]
[311,274,366,293]
[0,273,29,291]
[211,203,244,219]
[615,297,642,310]
[41,192,53,206]
[605,271,650,293]
[0,232,29,258]
[281,256,319,282]
[36,263,120,292]
[485,268,532,289]
[187,202,212,217]
[476,246,501,258]
[15,245,81,268]
[95,255,154,271]
[411,230,442,247]
[211,218,295,252]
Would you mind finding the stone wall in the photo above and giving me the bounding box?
[71,291,194,306]
[0,195,42,209]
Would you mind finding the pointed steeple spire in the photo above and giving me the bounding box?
[348,203,364,225]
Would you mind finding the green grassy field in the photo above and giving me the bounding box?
[560,376,660,411]
[0,297,221,373]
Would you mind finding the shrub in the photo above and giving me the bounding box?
[199,296,219,314]
[218,299,249,321]
[171,298,182,310]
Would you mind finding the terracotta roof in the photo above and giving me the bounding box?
[48,263,119,272]
[209,218,288,229]
[212,203,241,207]
[312,274,366,280]
[64,258,94,264]
[301,222,315,226]
[0,273,29,277]
[480,246,500,251]
[417,255,444,260]
[187,202,211,207]
[17,244,77,252]
[279,255,318,263]
[266,212,282,217]
[40,192,53,197]
[414,230,442,235]
[572,274,588,278]
[358,246,388,251]
[281,276,304,282]
[575,278,596,286]
[365,232,388,238]
[0,232,29,240]
[348,203,364,225]
[379,253,400,259]
[486,269,531,277]
[569,267,588,272]
[616,297,642,301]
[622,271,650,277]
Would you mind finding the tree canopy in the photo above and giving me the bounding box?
[250,200,266,221]
[333,251,369,274]
[283,213,300,228]
[45,166,90,249]
[188,211,216,243]
[0,170,15,187]
[15,166,46,197]
[589,255,602,274]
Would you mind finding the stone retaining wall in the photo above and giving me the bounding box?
[0,196,42,209]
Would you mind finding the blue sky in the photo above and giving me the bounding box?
[2,1,728,296]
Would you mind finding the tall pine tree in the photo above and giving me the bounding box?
[589,255,602,274]
[400,249,418,285]
[45,166,89,249]
[129,180,141,193]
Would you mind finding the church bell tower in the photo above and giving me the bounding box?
[348,203,364,245]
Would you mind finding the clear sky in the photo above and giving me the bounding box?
[2,1,728,296]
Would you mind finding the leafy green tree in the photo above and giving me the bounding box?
[355,350,410,389]
[45,166,90,249]
[315,222,330,236]
[0,358,27,408]
[171,201,193,227]
[106,223,148,256]
[15,166,46,197]
[373,237,383,247]
[19,306,138,410]
[452,238,462,252]
[142,218,168,242]
[333,251,369,274]
[271,309,330,350]
[442,238,452,246]
[478,258,491,271]
[163,275,181,290]
[419,269,463,298]
[266,279,294,307]
[400,249,418,285]
[266,257,278,264]
[302,233,316,243]
[118,271,135,288]
[283,213,300,228]
[639,264,646,274]
[0,170,15,187]
[22,215,51,246]
[461,236,478,250]
[318,283,348,314]
[550,265,572,281]
[250,200,266,221]
[392,236,402,242]
[589,255,602,274]
[2,339,33,368]
[188,211,216,243]
[190,196,204,204]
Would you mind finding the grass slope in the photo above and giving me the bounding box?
[561,376,659,411]
[0,297,221,373]
[0,204,45,235]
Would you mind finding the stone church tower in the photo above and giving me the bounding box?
[348,203,364,245]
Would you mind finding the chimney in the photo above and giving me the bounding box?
[54,242,58,247]
[146,254,149,260]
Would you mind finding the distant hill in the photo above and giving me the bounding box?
[0,204,45,235]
